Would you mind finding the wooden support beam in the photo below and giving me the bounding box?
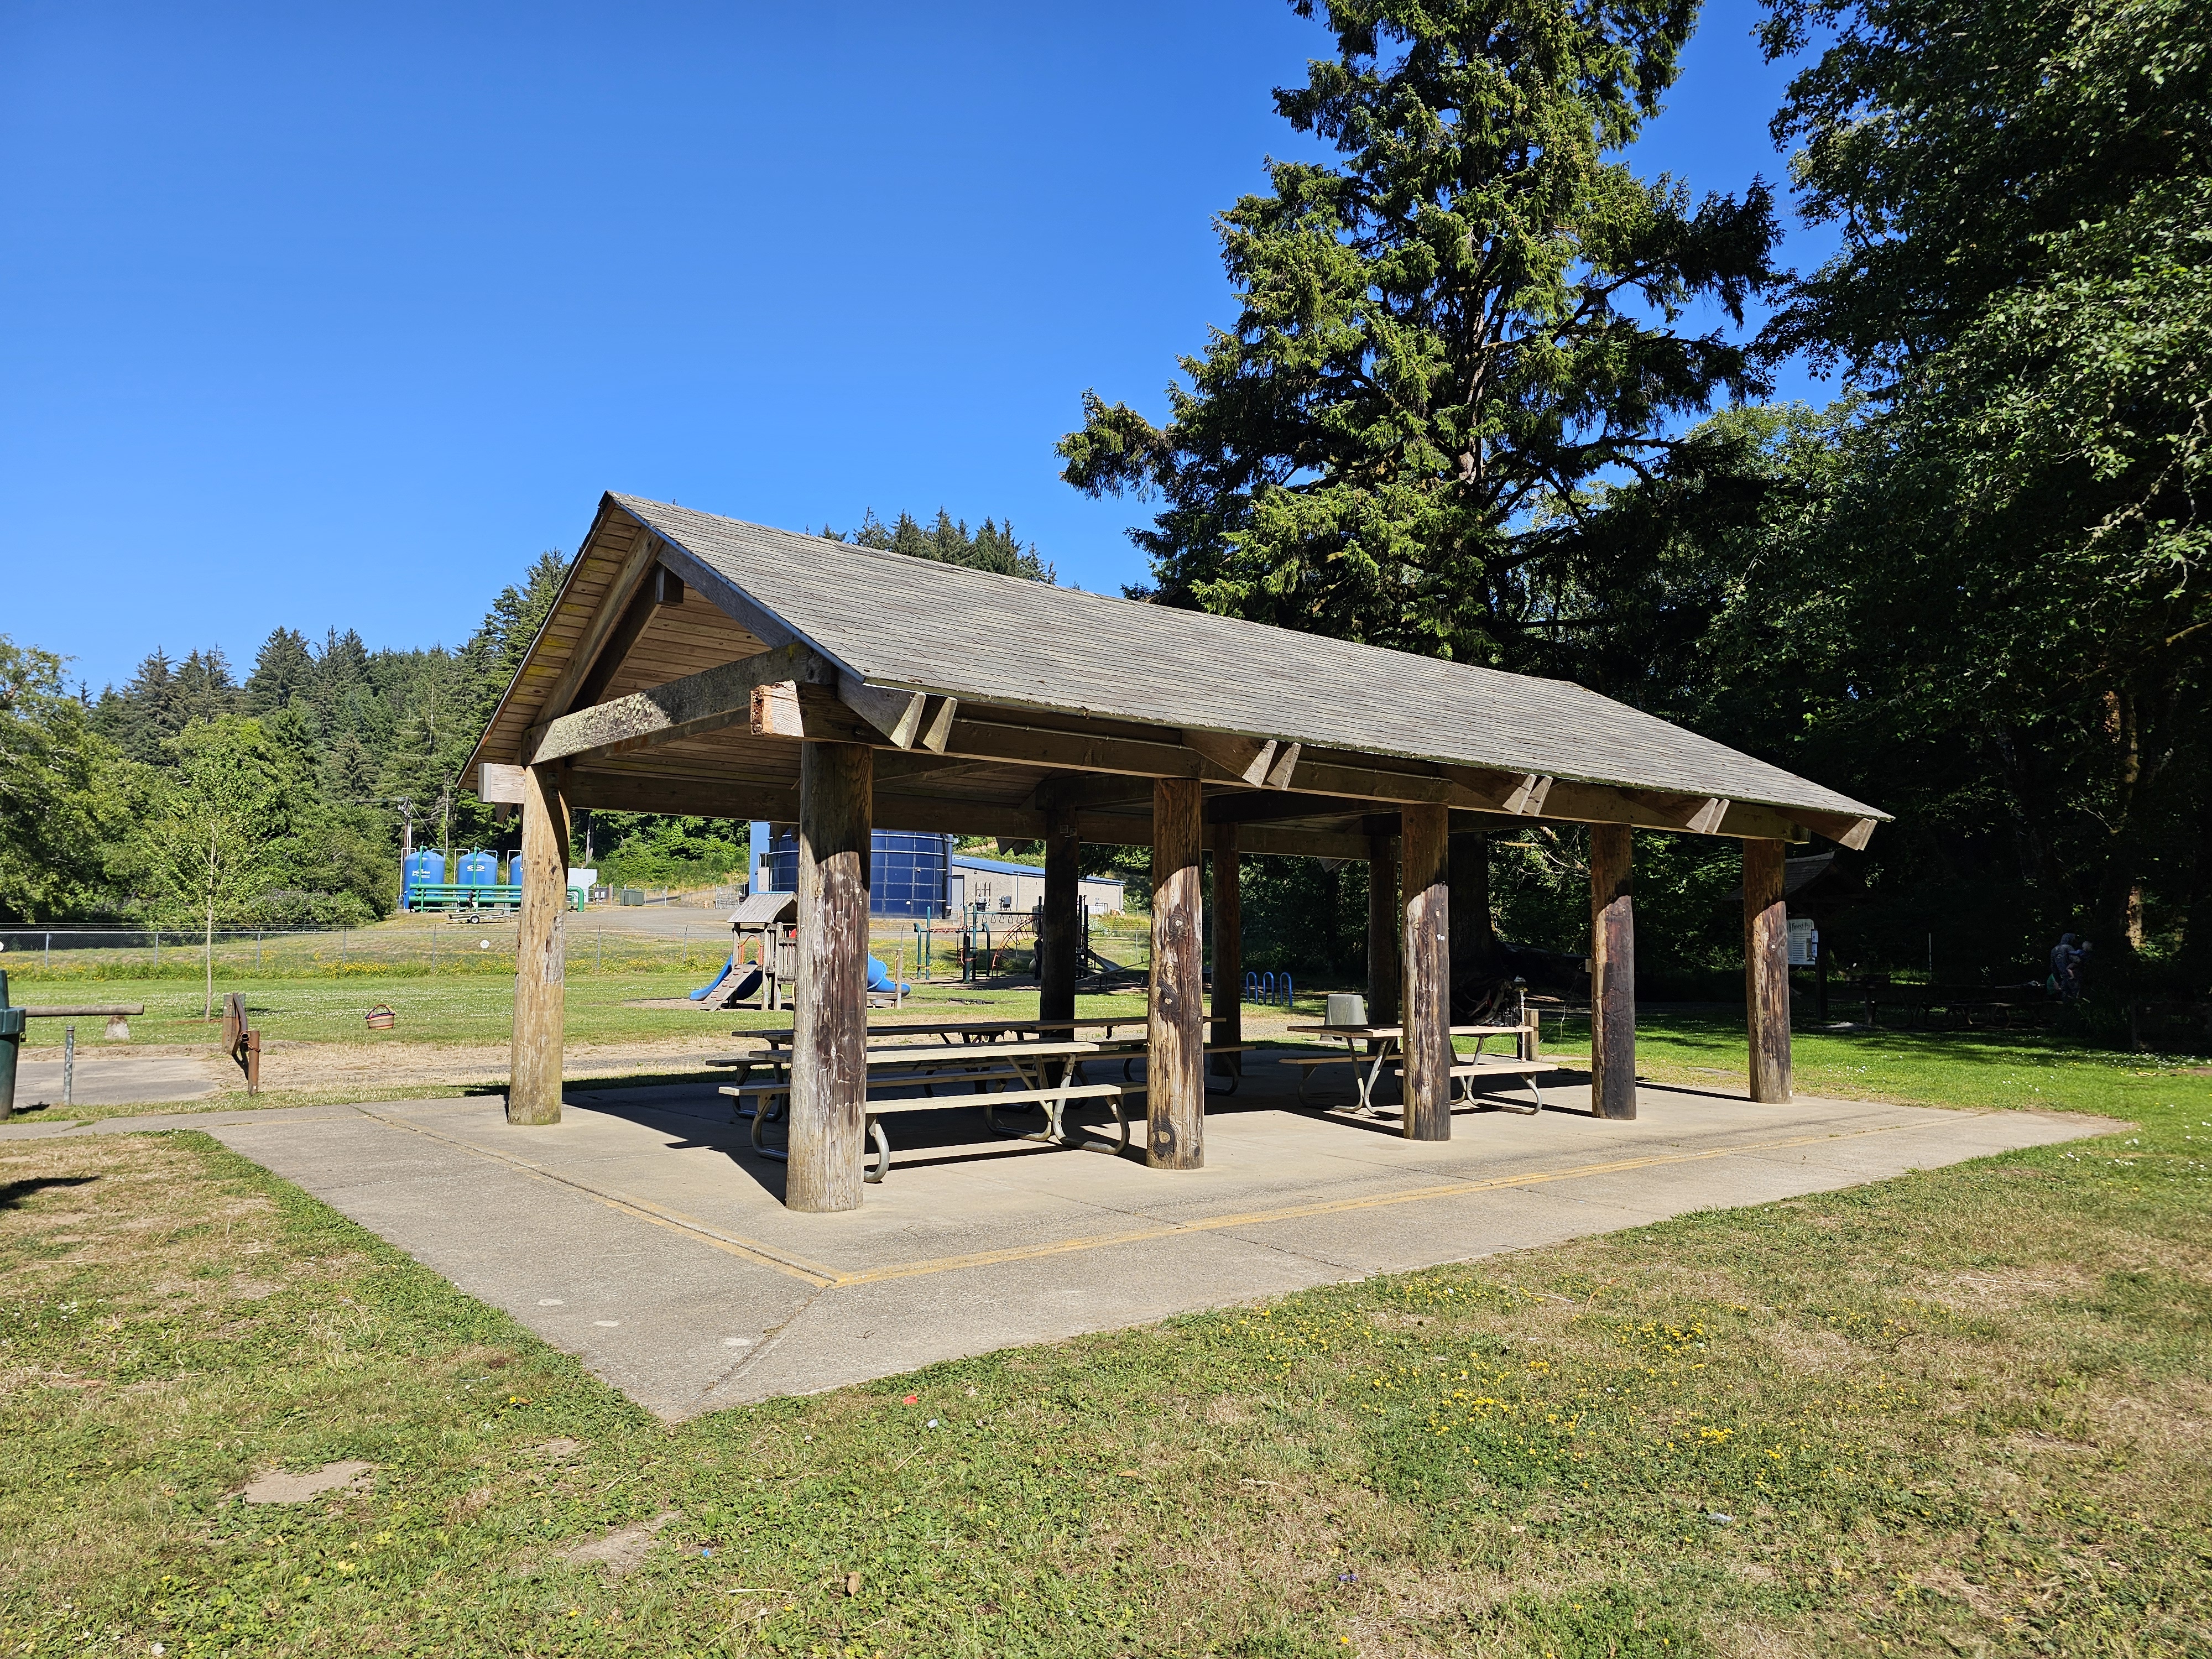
[1366,832,1399,1029]
[1400,804,1452,1141]
[1148,777,1204,1170]
[508,764,569,1126]
[787,742,872,1213]
[570,565,687,711]
[918,696,959,753]
[1183,729,1278,786]
[526,529,670,727]
[1440,765,1550,814]
[529,641,1852,851]
[1794,808,1881,851]
[525,643,837,765]
[839,675,928,748]
[478,763,526,805]
[1040,810,1080,1036]
[1589,824,1637,1120]
[1202,823,1377,862]
[1210,821,1241,1074]
[1744,838,1793,1102]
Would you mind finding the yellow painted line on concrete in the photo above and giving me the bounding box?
[825,1121,1916,1286]
[349,1105,842,1286]
[348,1105,1916,1292]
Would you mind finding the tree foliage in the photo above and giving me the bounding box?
[1059,0,1781,671]
[0,639,128,924]
[822,509,1053,582]
[1739,0,2212,975]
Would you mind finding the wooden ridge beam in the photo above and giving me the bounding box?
[523,644,839,766]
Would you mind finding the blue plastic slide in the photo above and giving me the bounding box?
[867,954,911,995]
[690,956,734,1001]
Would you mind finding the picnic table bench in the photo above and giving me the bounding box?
[1280,1021,1545,1113]
[723,1037,1139,1182]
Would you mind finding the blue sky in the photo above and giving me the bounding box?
[1,1,1836,694]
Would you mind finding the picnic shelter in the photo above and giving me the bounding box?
[462,494,1889,1213]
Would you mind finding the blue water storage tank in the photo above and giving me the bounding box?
[457,849,499,886]
[766,830,951,919]
[401,850,445,910]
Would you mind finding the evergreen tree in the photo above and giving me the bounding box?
[1058,0,1780,670]
[244,627,316,714]
[171,648,241,727]
[825,510,1054,581]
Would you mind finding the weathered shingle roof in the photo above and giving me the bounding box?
[619,495,1884,822]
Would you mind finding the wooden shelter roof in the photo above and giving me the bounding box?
[463,494,1887,856]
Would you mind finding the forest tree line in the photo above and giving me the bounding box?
[0,514,1048,933]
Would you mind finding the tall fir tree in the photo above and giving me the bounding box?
[1059,0,1781,674]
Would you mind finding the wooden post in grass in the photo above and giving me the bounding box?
[1588,824,1636,1120]
[1400,804,1452,1140]
[1040,809,1080,1040]
[1147,778,1204,1170]
[507,763,569,1125]
[1209,821,1241,1074]
[1743,838,1793,1103]
[1366,832,1399,1031]
[789,741,872,1212]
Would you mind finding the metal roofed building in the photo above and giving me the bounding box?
[466,493,1888,1212]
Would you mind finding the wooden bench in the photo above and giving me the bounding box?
[1090,1040,1261,1095]
[1398,1056,1552,1115]
[722,1077,1139,1181]
[1279,1052,1367,1105]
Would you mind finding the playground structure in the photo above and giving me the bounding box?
[692,892,798,1011]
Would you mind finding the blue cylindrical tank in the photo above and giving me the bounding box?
[457,849,498,886]
[401,849,445,910]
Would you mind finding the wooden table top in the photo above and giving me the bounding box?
[738,1014,1213,1046]
[1283,1024,1526,1039]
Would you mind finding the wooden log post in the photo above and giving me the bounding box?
[508,763,570,1125]
[1588,824,1637,1121]
[1365,832,1400,1030]
[788,742,872,1212]
[1147,778,1204,1170]
[1400,804,1452,1141]
[1209,821,1241,1075]
[1744,838,1793,1102]
[1040,810,1081,1040]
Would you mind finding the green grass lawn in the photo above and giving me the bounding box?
[2,1024,2206,1656]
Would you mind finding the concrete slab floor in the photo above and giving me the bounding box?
[1,1060,2122,1418]
[6,1052,220,1112]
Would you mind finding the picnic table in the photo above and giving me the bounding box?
[723,1036,1139,1181]
[1280,1023,1539,1113]
[726,1013,1214,1050]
